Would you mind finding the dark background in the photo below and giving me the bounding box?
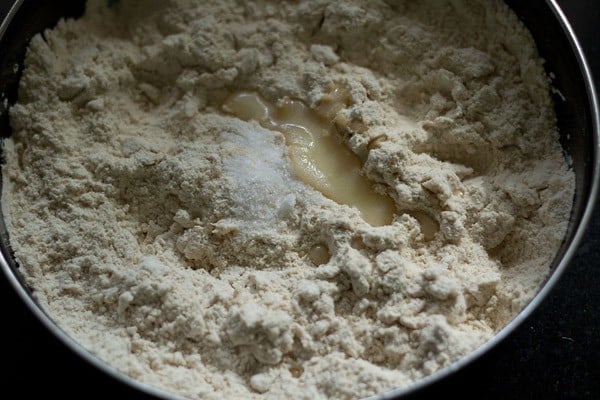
[0,1,598,399]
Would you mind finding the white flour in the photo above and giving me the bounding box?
[2,0,574,399]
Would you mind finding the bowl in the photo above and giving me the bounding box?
[0,0,598,399]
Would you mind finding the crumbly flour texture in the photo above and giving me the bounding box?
[2,0,574,399]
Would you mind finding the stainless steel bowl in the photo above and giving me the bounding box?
[0,0,598,399]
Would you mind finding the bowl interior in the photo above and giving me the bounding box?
[0,0,87,283]
[505,0,596,247]
[0,0,597,398]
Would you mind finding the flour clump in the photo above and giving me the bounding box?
[2,0,575,399]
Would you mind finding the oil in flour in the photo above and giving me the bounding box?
[1,0,574,399]
[223,90,396,227]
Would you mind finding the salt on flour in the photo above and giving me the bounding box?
[2,0,574,399]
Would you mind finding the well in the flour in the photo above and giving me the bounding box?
[223,90,396,227]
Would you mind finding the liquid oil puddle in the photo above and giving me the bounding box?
[222,90,396,227]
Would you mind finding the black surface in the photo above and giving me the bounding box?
[1,1,599,399]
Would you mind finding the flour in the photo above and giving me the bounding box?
[1,0,574,399]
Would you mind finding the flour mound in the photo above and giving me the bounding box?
[2,0,574,399]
